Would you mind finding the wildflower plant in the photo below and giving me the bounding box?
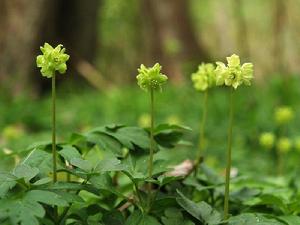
[36,43,70,183]
[259,105,296,175]
[191,63,216,174]
[215,54,254,220]
[137,63,168,209]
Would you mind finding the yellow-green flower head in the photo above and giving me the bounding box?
[295,137,300,153]
[215,54,253,89]
[191,63,216,91]
[259,132,275,149]
[274,106,294,125]
[36,43,70,78]
[276,137,292,153]
[136,63,168,91]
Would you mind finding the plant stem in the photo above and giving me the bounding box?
[224,87,234,221]
[52,74,57,183]
[148,88,155,178]
[52,74,58,222]
[194,90,208,176]
[146,88,155,212]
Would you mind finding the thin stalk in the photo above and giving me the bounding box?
[149,88,155,177]
[194,90,208,176]
[52,74,57,183]
[147,88,155,212]
[224,87,234,221]
[52,74,58,222]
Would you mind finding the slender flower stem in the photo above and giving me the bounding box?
[224,87,234,220]
[148,88,155,178]
[52,74,58,222]
[52,74,57,183]
[194,90,208,176]
[147,88,155,212]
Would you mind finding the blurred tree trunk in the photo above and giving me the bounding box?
[0,0,47,96]
[273,0,286,74]
[0,0,100,96]
[233,0,250,58]
[142,0,209,82]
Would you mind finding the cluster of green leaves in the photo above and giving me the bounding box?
[2,123,300,225]
[0,123,198,225]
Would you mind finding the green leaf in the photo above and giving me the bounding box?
[0,190,68,225]
[21,149,53,175]
[32,177,52,186]
[176,190,221,225]
[0,172,17,198]
[70,158,93,172]
[161,208,195,225]
[26,141,52,151]
[13,164,39,183]
[95,158,127,172]
[0,198,44,225]
[228,213,285,225]
[25,190,69,207]
[87,132,123,157]
[125,210,161,225]
[102,210,125,225]
[89,126,150,150]
[278,215,300,225]
[52,190,84,203]
[154,124,190,148]
[245,194,288,213]
[59,145,82,162]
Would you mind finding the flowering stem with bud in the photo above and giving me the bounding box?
[224,87,234,220]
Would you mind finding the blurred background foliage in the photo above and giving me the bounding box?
[1,0,300,174]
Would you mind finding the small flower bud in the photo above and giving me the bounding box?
[274,106,294,125]
[259,132,275,149]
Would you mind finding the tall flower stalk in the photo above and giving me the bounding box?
[136,63,168,210]
[149,88,155,177]
[36,43,70,183]
[52,73,57,182]
[191,63,216,174]
[215,54,253,220]
[224,87,234,220]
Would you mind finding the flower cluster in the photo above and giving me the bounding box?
[191,63,216,91]
[274,106,294,125]
[136,63,168,91]
[259,132,275,149]
[276,137,292,153]
[259,133,296,153]
[36,43,70,78]
[215,54,253,89]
